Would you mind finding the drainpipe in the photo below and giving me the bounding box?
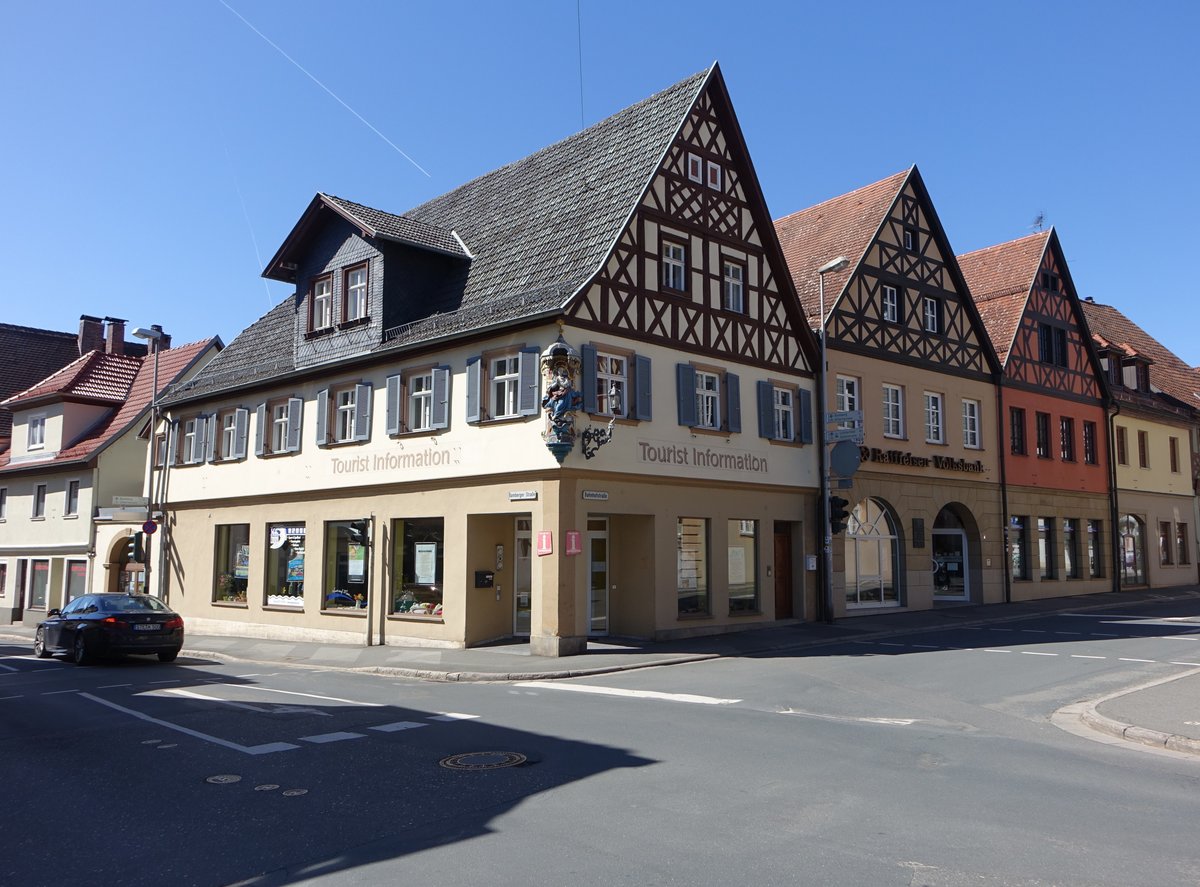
[88,464,101,593]
[1107,401,1121,592]
[996,379,1011,604]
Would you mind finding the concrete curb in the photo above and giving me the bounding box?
[1065,666,1200,758]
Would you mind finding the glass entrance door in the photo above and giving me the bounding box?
[588,518,608,635]
[513,518,532,636]
[931,529,968,600]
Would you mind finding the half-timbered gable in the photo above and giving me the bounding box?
[961,229,1105,405]
[776,167,998,381]
[567,71,816,376]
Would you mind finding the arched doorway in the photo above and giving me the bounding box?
[845,498,902,608]
[104,534,145,595]
[1119,515,1146,587]
[933,503,980,602]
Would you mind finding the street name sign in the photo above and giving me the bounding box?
[824,428,865,444]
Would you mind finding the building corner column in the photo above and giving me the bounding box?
[529,475,587,657]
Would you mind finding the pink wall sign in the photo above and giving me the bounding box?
[565,531,582,556]
[536,531,553,556]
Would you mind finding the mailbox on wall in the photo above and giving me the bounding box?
[474,571,495,588]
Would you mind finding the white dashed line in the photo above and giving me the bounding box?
[429,712,482,721]
[42,689,79,695]
[0,663,17,673]
[1054,631,1082,636]
[1021,651,1058,656]
[983,649,1013,653]
[1118,658,1157,664]
[515,682,741,705]
[300,732,366,744]
[148,679,180,685]
[97,684,132,689]
[1071,654,1106,660]
[370,721,427,732]
[0,695,23,700]
[911,644,941,649]
[1169,662,1200,667]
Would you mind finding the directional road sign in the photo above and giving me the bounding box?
[825,410,863,425]
[824,427,865,444]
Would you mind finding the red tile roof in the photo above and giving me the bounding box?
[774,169,911,325]
[1082,301,1200,411]
[3,351,142,407]
[957,231,1051,364]
[0,339,219,472]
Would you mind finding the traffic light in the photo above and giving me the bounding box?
[349,519,371,548]
[126,532,145,563]
[828,496,851,535]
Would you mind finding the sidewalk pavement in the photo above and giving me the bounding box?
[4,586,1200,756]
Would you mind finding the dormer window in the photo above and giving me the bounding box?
[28,414,46,450]
[344,264,368,323]
[310,275,333,331]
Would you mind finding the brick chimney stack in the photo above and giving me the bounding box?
[78,315,104,355]
[104,317,126,356]
[149,324,171,353]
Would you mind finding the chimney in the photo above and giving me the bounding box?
[104,316,126,356]
[78,315,104,355]
[150,324,171,353]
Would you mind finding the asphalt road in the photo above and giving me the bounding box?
[3,600,1200,886]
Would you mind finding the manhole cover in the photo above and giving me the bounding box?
[206,774,242,785]
[439,751,527,771]
[255,784,280,792]
[282,789,308,797]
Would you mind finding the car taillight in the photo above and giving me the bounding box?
[102,617,129,629]
[164,617,184,630]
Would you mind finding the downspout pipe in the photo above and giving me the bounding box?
[1107,401,1121,593]
[996,378,1011,604]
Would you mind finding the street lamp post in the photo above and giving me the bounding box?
[816,256,850,623]
[132,326,163,598]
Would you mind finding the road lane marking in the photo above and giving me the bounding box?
[223,685,384,707]
[300,731,366,744]
[1170,662,1200,666]
[0,695,23,700]
[1118,658,1157,663]
[0,664,17,672]
[429,712,481,721]
[1020,651,1058,656]
[98,684,132,689]
[910,644,941,649]
[1071,655,1106,659]
[157,687,334,717]
[79,693,299,755]
[1054,631,1082,635]
[515,682,740,705]
[983,649,1013,653]
[780,708,916,726]
[149,679,180,685]
[370,721,426,732]
[1020,630,1048,634]
[42,689,80,695]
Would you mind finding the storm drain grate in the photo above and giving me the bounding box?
[439,751,527,771]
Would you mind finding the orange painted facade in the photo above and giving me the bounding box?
[1002,389,1109,493]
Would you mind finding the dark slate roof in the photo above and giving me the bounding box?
[167,66,714,405]
[0,323,81,441]
[321,194,469,258]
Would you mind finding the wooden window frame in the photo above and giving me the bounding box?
[33,483,47,519]
[1035,412,1051,459]
[882,383,904,439]
[721,260,745,313]
[962,398,981,450]
[882,285,899,323]
[341,262,369,326]
[705,160,722,191]
[924,391,944,444]
[686,152,703,183]
[662,239,687,293]
[1169,436,1180,473]
[1060,416,1076,462]
[1115,425,1128,465]
[28,413,46,450]
[308,274,334,333]
[66,479,80,517]
[1010,407,1027,456]
[923,296,941,334]
[1137,430,1149,469]
[1083,420,1097,465]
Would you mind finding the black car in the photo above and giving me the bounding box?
[33,593,184,664]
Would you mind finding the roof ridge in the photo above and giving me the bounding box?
[0,322,76,338]
[958,228,1051,260]
[774,167,910,224]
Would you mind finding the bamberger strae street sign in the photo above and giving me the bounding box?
[825,410,863,425]
[824,427,864,444]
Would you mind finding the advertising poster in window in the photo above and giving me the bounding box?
[235,544,250,579]
[348,543,365,583]
[414,543,437,585]
[728,547,746,585]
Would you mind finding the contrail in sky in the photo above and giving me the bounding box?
[217,0,431,178]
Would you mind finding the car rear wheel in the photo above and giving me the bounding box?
[157,649,180,663]
[73,632,92,666]
[34,627,52,659]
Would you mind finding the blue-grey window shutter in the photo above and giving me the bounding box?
[518,347,540,416]
[676,363,697,427]
[581,344,597,413]
[203,415,217,463]
[254,404,267,456]
[465,357,481,424]
[233,408,249,460]
[315,388,329,446]
[167,420,178,466]
[798,387,814,444]
[385,374,402,436]
[431,366,450,430]
[757,380,774,439]
[286,398,303,452]
[726,373,741,433]
[634,355,652,421]
[354,383,372,441]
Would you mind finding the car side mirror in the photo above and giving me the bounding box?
[47,608,62,617]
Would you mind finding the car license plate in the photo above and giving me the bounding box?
[133,624,160,631]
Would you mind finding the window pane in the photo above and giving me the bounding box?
[677,517,708,615]
[391,517,445,617]
[265,523,306,607]
[324,520,369,609]
[727,520,758,613]
[214,524,250,602]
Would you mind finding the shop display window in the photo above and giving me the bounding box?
[727,520,759,613]
[265,523,306,607]
[30,559,49,609]
[213,524,250,602]
[390,517,444,617]
[677,517,709,616]
[323,520,369,609]
[66,560,87,602]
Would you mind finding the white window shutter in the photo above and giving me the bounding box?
[431,366,450,430]
[354,383,372,441]
[386,374,402,436]
[465,357,481,424]
[518,347,540,416]
[315,389,329,446]
[233,408,249,459]
[286,398,303,452]
[204,415,217,463]
[254,404,267,456]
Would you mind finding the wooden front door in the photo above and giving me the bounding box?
[773,523,793,619]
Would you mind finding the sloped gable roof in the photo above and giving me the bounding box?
[1081,301,1200,411]
[4,351,142,408]
[957,230,1051,364]
[0,322,82,440]
[774,169,910,326]
[168,66,715,406]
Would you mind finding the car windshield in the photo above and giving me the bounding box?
[98,595,171,613]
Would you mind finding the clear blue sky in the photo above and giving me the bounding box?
[4,1,1198,365]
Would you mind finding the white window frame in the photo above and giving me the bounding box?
[312,276,333,330]
[924,392,944,444]
[882,384,904,438]
[962,398,981,449]
[773,386,795,442]
[706,160,722,191]
[491,355,522,419]
[182,418,199,464]
[345,264,368,322]
[408,370,434,432]
[882,285,898,323]
[66,480,80,517]
[687,152,703,183]
[33,483,47,518]
[335,388,357,442]
[595,352,628,418]
[835,375,859,430]
[695,370,721,430]
[28,414,46,450]
[271,402,290,454]
[662,242,686,292]
[0,487,7,520]
[904,228,916,251]
[220,411,238,460]
[722,261,744,313]
[923,296,940,333]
